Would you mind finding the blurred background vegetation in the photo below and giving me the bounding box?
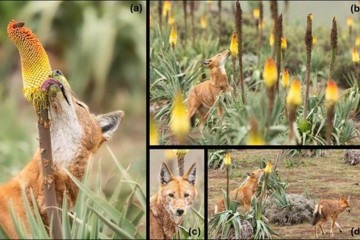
[0,0,145,209]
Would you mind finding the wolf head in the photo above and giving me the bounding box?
[41,70,124,167]
[159,162,197,221]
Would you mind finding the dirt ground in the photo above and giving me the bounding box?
[208,149,360,239]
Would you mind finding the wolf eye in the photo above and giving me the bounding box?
[168,193,174,198]
[184,193,189,197]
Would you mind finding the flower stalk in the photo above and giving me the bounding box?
[247,117,265,145]
[287,79,302,143]
[329,17,337,80]
[325,81,339,144]
[276,14,283,92]
[304,14,313,121]
[352,47,360,86]
[348,16,353,44]
[174,150,189,175]
[235,0,245,103]
[170,91,190,144]
[230,32,238,98]
[183,0,187,38]
[263,58,278,126]
[224,152,231,209]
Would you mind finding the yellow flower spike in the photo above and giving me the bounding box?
[352,47,360,63]
[165,150,176,160]
[163,0,171,17]
[286,79,302,107]
[7,20,52,112]
[174,149,189,158]
[253,8,260,20]
[168,12,175,25]
[269,32,274,46]
[264,161,273,174]
[169,23,177,47]
[356,36,360,46]
[281,68,290,88]
[263,58,278,88]
[224,152,231,166]
[229,32,238,57]
[325,80,339,108]
[312,36,317,45]
[170,91,190,142]
[259,20,265,30]
[347,16,353,27]
[201,15,207,29]
[150,116,159,145]
[247,118,265,145]
[309,14,314,22]
[281,37,287,49]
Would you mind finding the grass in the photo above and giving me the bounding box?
[0,147,146,239]
[150,1,360,145]
[208,149,360,239]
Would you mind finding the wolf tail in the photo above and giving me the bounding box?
[312,204,322,226]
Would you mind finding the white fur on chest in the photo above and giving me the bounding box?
[220,64,226,75]
[49,104,83,166]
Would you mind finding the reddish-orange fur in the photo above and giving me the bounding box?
[187,49,230,126]
[214,169,264,213]
[0,78,123,238]
[312,196,351,238]
[150,162,197,239]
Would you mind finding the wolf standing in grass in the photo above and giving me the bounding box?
[214,168,264,213]
[187,49,230,127]
[150,162,197,239]
[312,196,351,238]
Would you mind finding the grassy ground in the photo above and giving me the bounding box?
[208,149,360,239]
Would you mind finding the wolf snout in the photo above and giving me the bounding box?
[346,208,351,213]
[176,208,184,216]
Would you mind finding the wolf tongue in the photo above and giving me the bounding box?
[41,79,60,91]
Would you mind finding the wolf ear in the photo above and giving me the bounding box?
[160,162,173,185]
[96,111,124,140]
[183,163,196,185]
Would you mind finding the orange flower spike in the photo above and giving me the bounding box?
[347,16,353,27]
[325,81,339,107]
[281,68,290,88]
[169,23,177,47]
[7,20,52,110]
[281,37,287,49]
[253,8,260,20]
[269,32,274,46]
[201,15,207,29]
[229,32,238,57]
[356,36,360,46]
[170,91,190,141]
[263,58,278,88]
[312,36,317,45]
[168,12,175,25]
[163,0,171,17]
[353,47,360,63]
[286,79,302,107]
